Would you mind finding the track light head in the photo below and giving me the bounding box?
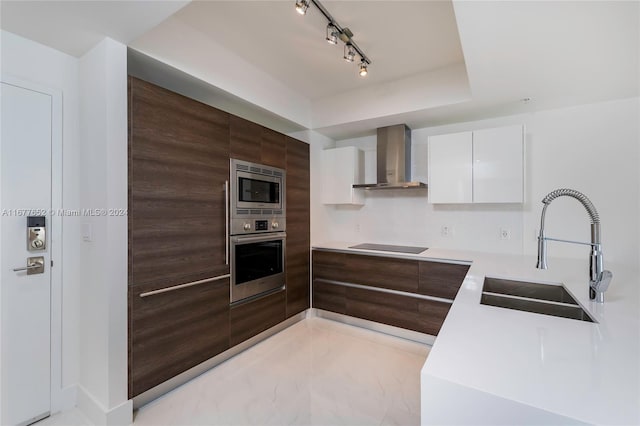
[326,23,339,45]
[344,44,356,63]
[359,61,368,77]
[295,0,309,15]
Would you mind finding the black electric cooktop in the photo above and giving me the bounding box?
[348,243,428,254]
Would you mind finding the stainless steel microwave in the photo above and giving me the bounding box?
[230,159,286,235]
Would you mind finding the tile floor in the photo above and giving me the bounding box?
[42,316,430,426]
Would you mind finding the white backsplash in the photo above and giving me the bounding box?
[311,97,640,270]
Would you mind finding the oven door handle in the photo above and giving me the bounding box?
[231,232,286,244]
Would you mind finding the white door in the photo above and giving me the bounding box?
[1,81,52,425]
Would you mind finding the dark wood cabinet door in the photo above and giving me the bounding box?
[312,279,346,314]
[129,279,230,397]
[346,287,451,335]
[230,290,286,347]
[285,137,310,317]
[229,115,262,163]
[313,251,419,293]
[418,261,470,300]
[261,127,286,169]
[129,77,230,288]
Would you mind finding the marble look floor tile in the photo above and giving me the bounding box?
[133,317,429,426]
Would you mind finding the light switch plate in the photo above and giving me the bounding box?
[81,223,92,242]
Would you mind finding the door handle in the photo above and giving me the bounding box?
[13,257,45,275]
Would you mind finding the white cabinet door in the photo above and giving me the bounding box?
[428,132,473,203]
[473,125,524,203]
[321,146,364,205]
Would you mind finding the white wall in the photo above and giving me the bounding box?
[314,97,640,272]
[77,38,130,425]
[1,30,81,410]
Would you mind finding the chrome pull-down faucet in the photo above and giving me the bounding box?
[536,189,612,303]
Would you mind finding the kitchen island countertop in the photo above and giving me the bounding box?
[312,241,640,425]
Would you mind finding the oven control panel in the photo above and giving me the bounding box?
[231,217,286,235]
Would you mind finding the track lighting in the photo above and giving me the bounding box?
[295,0,309,15]
[326,24,338,45]
[295,0,371,77]
[344,44,356,63]
[359,61,368,77]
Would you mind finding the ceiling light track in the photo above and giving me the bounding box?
[295,0,371,76]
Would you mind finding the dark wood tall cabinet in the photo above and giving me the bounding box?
[128,77,231,398]
[128,76,311,399]
[229,115,286,169]
[285,137,311,317]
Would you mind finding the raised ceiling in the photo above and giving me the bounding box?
[1,1,638,140]
[169,1,465,100]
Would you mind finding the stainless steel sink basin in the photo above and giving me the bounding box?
[483,277,579,305]
[481,277,594,323]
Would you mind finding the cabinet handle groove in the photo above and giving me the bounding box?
[139,274,231,298]
[314,278,454,304]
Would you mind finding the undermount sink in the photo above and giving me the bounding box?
[481,277,595,323]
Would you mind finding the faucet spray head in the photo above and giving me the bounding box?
[536,233,548,269]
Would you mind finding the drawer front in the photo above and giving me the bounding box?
[312,279,347,314]
[129,278,230,397]
[230,290,286,347]
[346,287,452,335]
[417,299,453,336]
[418,261,470,300]
[313,251,419,293]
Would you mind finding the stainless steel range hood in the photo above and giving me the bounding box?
[353,124,427,190]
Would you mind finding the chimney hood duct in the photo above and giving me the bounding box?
[353,124,427,190]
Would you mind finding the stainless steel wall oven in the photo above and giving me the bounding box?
[229,159,286,303]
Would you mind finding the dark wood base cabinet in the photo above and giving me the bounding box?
[129,279,230,397]
[230,290,286,347]
[312,250,470,336]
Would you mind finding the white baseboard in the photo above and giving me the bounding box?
[77,386,132,426]
[51,384,78,414]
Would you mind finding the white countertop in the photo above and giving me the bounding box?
[312,242,640,425]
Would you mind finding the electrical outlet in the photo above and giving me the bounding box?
[441,225,453,237]
[355,223,361,233]
[500,227,511,240]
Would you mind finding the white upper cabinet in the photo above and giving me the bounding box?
[428,131,473,203]
[473,125,524,203]
[428,125,524,204]
[321,146,365,205]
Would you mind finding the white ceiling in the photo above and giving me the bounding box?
[169,1,465,100]
[1,1,638,140]
[0,0,189,57]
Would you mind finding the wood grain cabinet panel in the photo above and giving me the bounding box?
[129,279,230,397]
[313,251,419,293]
[261,127,286,169]
[229,116,286,168]
[418,299,452,336]
[230,290,286,347]
[312,250,465,336]
[129,77,230,288]
[418,261,470,300]
[285,137,310,318]
[346,286,451,335]
[229,115,262,164]
[312,280,347,315]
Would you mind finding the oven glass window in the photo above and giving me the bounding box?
[235,239,283,285]
[239,177,280,204]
